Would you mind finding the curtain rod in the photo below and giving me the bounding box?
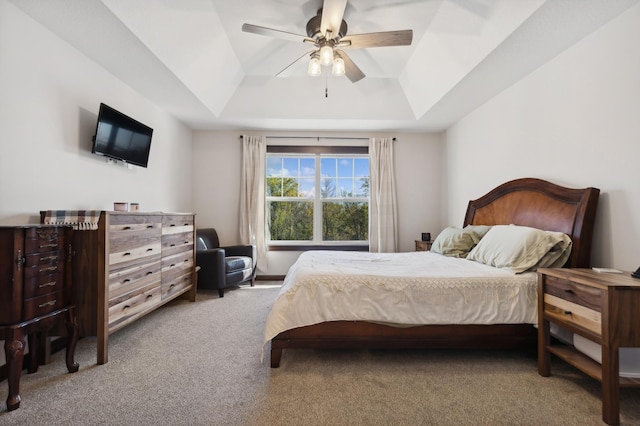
[239,135,395,141]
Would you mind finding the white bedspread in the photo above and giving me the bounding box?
[264,251,538,345]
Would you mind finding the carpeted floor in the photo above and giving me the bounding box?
[1,282,639,425]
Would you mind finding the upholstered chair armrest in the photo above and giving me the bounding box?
[196,248,226,287]
[223,244,255,259]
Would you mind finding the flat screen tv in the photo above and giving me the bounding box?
[92,103,153,168]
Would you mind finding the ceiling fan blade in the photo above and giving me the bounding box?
[335,49,365,83]
[340,30,413,48]
[320,0,348,38]
[276,50,315,77]
[242,23,314,44]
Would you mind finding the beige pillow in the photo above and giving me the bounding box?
[463,224,492,239]
[431,226,481,258]
[466,224,572,273]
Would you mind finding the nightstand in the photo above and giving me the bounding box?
[414,240,432,251]
[537,268,640,425]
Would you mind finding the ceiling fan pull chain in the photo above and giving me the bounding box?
[325,73,328,98]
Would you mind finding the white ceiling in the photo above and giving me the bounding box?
[10,0,640,132]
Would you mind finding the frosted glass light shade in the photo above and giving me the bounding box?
[308,56,321,76]
[319,45,334,66]
[332,56,345,76]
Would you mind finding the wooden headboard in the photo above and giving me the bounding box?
[463,178,600,268]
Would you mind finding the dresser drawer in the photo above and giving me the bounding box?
[543,293,602,335]
[23,291,65,320]
[108,259,162,300]
[24,228,64,254]
[108,283,161,331]
[544,275,602,311]
[161,232,193,257]
[23,269,64,299]
[24,250,65,277]
[162,271,192,300]
[162,215,194,228]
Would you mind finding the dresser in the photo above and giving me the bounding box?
[0,225,79,411]
[57,212,196,365]
[537,268,640,425]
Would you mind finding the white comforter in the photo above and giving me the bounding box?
[264,250,538,345]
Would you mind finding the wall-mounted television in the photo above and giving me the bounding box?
[92,103,153,168]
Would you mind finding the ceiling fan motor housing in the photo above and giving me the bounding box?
[306,9,347,40]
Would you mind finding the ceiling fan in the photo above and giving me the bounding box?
[241,0,413,83]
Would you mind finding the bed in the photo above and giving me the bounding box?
[265,178,600,368]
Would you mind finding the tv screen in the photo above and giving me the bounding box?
[92,103,153,168]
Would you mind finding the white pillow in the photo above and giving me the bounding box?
[466,225,572,273]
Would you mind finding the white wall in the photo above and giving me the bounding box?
[0,1,193,225]
[445,3,640,271]
[192,131,443,275]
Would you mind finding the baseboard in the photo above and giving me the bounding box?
[256,275,285,281]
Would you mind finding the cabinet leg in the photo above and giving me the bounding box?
[601,344,620,425]
[65,307,80,373]
[537,319,551,377]
[27,333,39,374]
[4,330,26,411]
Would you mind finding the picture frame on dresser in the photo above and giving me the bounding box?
[40,210,196,364]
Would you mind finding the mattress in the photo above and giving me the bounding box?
[264,250,538,345]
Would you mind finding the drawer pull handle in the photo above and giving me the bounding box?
[39,243,58,249]
[146,271,153,276]
[39,281,56,288]
[146,248,154,252]
[123,252,131,256]
[123,305,130,310]
[123,226,132,230]
[170,243,176,247]
[170,263,176,268]
[170,284,175,289]
[147,225,154,229]
[123,279,131,283]
[39,300,56,308]
[39,255,58,262]
[564,310,572,315]
[564,289,574,294]
[170,224,176,227]
[146,294,153,299]
[39,266,57,273]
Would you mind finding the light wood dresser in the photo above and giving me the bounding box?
[538,268,640,425]
[54,212,196,364]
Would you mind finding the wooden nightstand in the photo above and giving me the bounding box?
[537,268,640,425]
[414,240,432,251]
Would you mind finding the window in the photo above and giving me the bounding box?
[266,146,369,247]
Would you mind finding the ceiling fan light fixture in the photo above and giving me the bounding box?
[332,56,345,76]
[308,54,322,76]
[319,43,334,66]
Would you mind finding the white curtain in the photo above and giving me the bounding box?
[240,135,267,271]
[368,137,398,253]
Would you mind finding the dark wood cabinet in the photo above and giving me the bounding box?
[0,225,79,411]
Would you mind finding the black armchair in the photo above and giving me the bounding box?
[195,228,256,297]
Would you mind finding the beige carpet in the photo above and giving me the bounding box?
[1,282,639,425]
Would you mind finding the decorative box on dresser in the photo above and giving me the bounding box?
[42,211,196,365]
[0,225,79,411]
[537,268,640,425]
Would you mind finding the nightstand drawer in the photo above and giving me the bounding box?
[543,293,601,335]
[543,275,602,311]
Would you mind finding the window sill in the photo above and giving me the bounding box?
[268,244,369,252]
